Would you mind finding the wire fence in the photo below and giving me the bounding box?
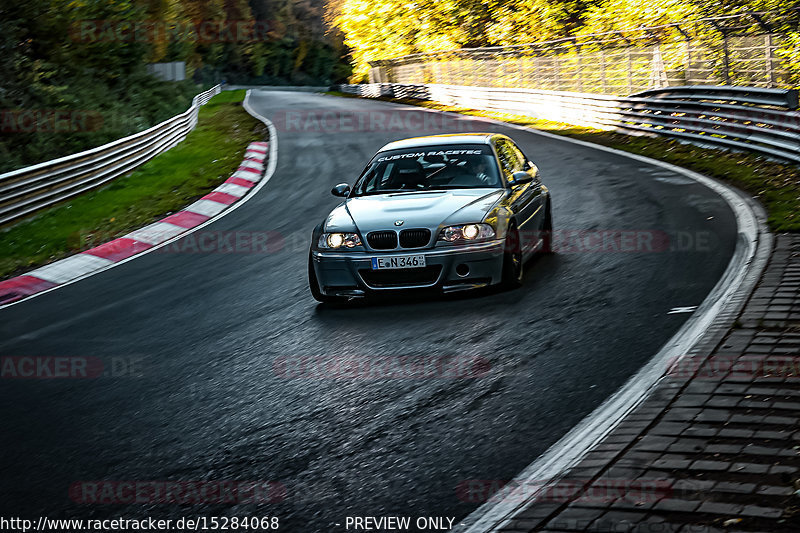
[368,12,800,95]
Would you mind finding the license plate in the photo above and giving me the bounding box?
[371,255,426,270]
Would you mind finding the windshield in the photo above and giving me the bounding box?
[352,144,501,196]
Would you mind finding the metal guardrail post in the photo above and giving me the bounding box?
[765,34,776,87]
[600,50,607,94]
[722,34,732,85]
[684,41,691,85]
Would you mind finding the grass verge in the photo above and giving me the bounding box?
[327,91,800,232]
[0,89,266,280]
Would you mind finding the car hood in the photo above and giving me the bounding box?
[325,189,505,233]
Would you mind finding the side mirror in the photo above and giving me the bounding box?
[331,183,351,197]
[509,171,533,186]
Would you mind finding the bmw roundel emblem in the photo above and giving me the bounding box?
[394,220,404,226]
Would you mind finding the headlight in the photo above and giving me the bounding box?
[438,223,495,243]
[319,232,363,249]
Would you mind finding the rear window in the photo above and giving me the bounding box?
[352,144,501,196]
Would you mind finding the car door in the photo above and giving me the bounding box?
[496,138,542,254]
[509,139,545,240]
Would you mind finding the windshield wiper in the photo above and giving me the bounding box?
[424,185,492,190]
[354,188,417,196]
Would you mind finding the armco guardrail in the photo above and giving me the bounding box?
[0,85,220,227]
[619,86,800,162]
[630,85,799,108]
[334,83,800,163]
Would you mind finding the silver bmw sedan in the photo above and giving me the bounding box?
[308,133,553,303]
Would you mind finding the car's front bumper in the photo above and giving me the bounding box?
[311,240,505,297]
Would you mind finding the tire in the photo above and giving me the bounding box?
[308,252,346,304]
[501,225,524,289]
[540,201,553,254]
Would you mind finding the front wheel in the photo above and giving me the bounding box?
[501,226,524,289]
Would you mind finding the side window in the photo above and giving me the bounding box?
[495,140,511,178]
[508,142,528,171]
[496,139,523,182]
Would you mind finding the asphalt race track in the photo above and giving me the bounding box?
[0,89,738,531]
